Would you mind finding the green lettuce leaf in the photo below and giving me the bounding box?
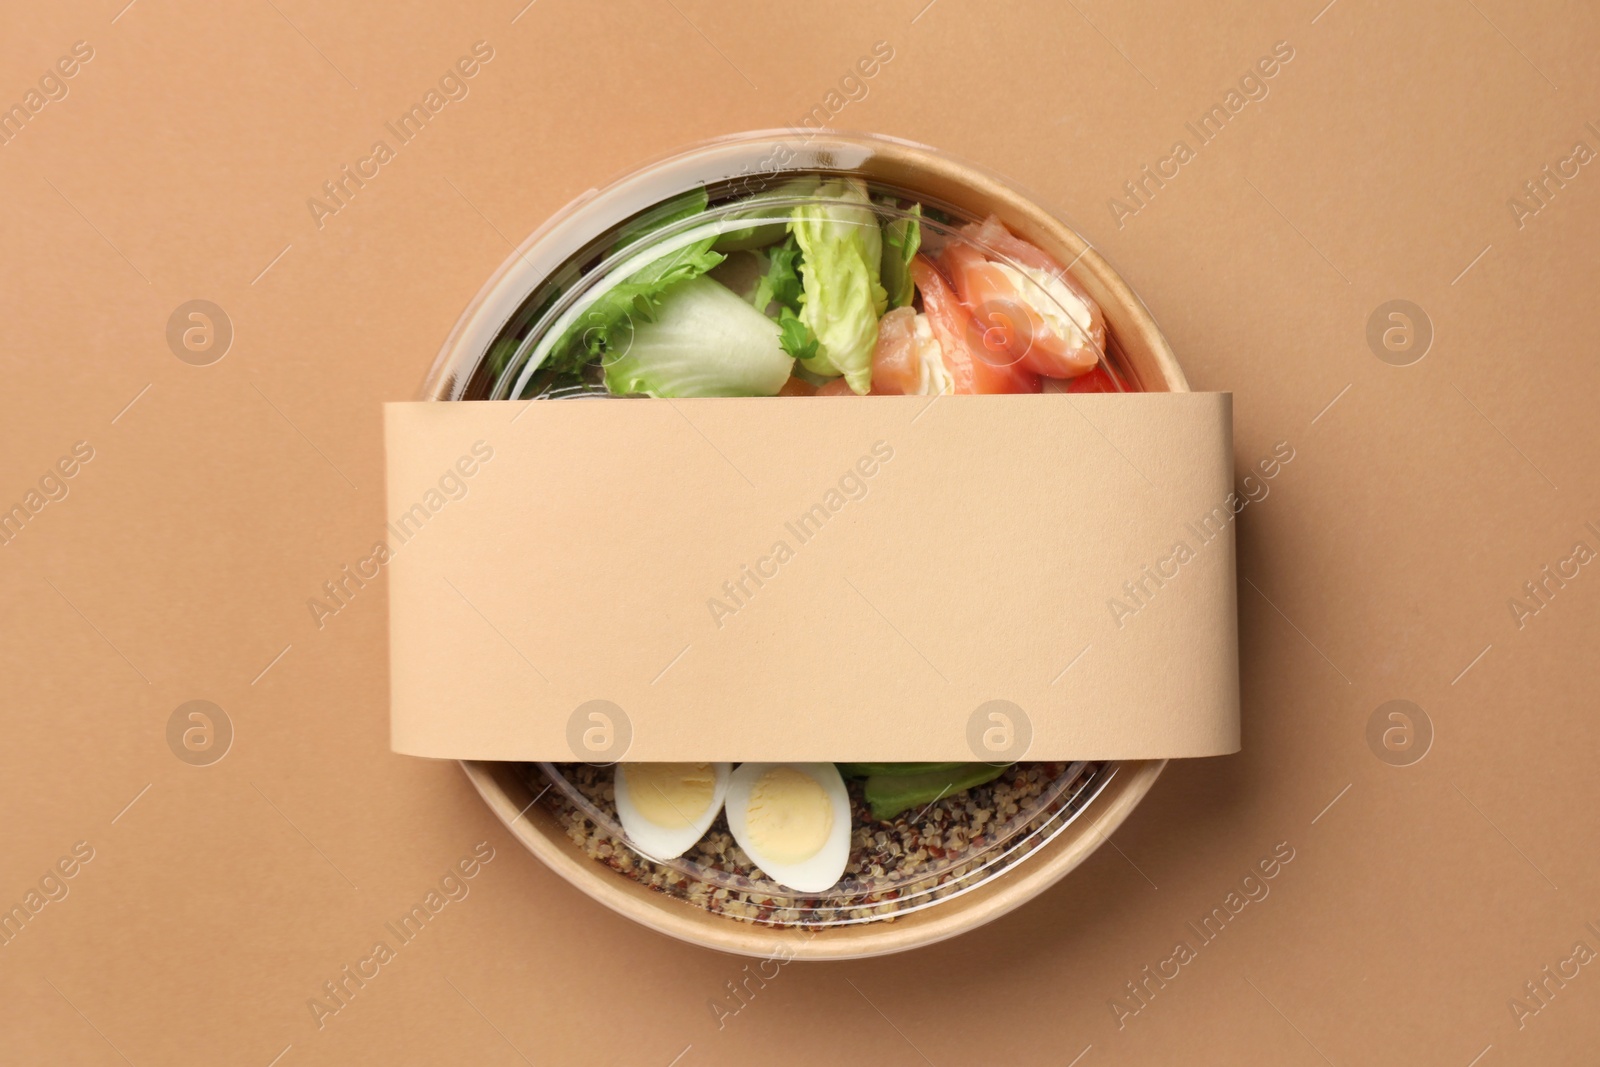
[750,234,819,361]
[776,307,818,362]
[603,275,794,398]
[751,234,804,314]
[791,178,887,394]
[712,178,821,251]
[881,204,922,309]
[544,188,724,375]
[612,187,711,253]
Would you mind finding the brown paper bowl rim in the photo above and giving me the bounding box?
[463,758,1165,960]
[426,130,1183,958]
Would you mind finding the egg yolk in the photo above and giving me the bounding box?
[627,763,717,829]
[744,767,833,863]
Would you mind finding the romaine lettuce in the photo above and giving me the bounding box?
[545,188,724,376]
[881,204,922,309]
[712,178,821,251]
[791,179,888,394]
[602,275,794,398]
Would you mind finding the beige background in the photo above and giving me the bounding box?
[2,0,1597,1063]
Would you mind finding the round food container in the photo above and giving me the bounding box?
[420,131,1184,959]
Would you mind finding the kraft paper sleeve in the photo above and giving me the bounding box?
[385,394,1240,762]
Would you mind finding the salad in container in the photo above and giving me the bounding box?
[422,132,1185,958]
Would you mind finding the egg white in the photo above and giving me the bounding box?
[614,762,731,862]
[725,762,852,894]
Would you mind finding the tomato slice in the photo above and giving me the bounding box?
[909,256,1039,395]
[1065,364,1125,393]
[777,375,817,397]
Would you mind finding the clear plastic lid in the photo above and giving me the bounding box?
[449,169,1137,405]
[525,760,1123,929]
[440,137,1150,929]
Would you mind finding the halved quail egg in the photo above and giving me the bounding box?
[725,762,851,893]
[614,762,731,862]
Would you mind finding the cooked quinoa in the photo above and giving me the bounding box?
[516,761,1110,928]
